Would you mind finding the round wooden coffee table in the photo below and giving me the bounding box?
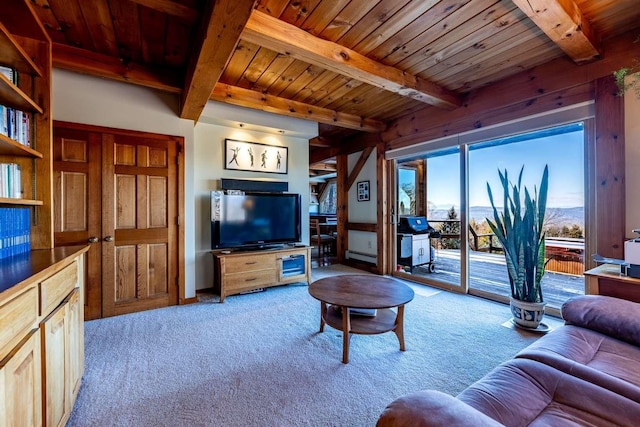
[308,274,415,363]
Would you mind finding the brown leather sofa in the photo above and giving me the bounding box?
[377,295,640,426]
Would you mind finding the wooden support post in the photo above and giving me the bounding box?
[336,154,348,264]
[594,75,625,259]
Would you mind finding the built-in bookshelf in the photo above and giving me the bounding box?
[0,0,52,250]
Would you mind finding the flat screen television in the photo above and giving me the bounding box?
[211,191,301,250]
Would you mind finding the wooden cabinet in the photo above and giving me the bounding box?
[67,288,83,404]
[0,286,38,360]
[0,328,42,427]
[212,246,311,302]
[41,288,82,427]
[0,0,53,249]
[0,246,87,427]
[41,301,69,427]
[584,264,640,303]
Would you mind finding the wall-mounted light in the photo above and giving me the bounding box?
[238,123,244,128]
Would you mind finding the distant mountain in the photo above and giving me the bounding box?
[427,206,584,227]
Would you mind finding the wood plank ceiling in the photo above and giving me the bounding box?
[31,0,640,166]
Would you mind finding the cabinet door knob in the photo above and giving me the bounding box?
[104,236,114,242]
[88,236,99,243]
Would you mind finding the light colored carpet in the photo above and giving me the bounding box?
[69,265,552,426]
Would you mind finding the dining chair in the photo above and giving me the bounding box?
[310,218,335,257]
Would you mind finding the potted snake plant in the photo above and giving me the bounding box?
[486,165,548,329]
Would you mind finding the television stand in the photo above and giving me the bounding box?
[211,246,311,302]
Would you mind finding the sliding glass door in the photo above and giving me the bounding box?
[393,122,586,309]
[395,147,463,291]
[467,123,586,306]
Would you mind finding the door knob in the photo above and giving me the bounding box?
[88,236,99,243]
[104,236,114,242]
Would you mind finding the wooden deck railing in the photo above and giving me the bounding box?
[428,219,500,253]
[426,219,585,275]
[544,237,585,275]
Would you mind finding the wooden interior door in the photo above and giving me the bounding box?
[53,128,102,320]
[54,122,181,319]
[101,133,179,317]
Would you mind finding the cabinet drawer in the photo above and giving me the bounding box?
[223,253,275,272]
[39,261,78,316]
[224,269,277,291]
[0,286,38,361]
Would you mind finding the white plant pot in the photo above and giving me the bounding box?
[510,298,546,329]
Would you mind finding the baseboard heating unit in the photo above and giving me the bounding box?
[345,250,377,264]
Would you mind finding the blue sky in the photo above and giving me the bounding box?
[423,125,584,209]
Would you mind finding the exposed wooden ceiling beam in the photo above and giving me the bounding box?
[310,146,342,165]
[511,0,600,64]
[242,10,461,110]
[52,43,382,133]
[211,83,386,132]
[52,43,181,93]
[127,0,198,23]
[310,162,337,172]
[310,132,381,164]
[383,30,640,150]
[309,170,336,178]
[309,137,333,147]
[180,0,255,121]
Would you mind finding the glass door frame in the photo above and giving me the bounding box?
[390,145,468,294]
[388,115,595,316]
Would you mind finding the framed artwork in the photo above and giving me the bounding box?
[224,139,288,174]
[357,180,370,201]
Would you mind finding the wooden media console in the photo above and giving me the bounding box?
[211,246,311,302]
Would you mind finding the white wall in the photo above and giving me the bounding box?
[52,68,315,297]
[625,78,640,238]
[347,149,377,256]
[193,121,313,290]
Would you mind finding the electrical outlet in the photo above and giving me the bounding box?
[367,240,372,249]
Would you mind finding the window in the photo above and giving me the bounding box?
[398,167,417,215]
[319,179,337,214]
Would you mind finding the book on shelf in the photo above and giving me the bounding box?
[0,106,30,146]
[0,66,18,85]
[0,163,22,199]
[0,206,30,260]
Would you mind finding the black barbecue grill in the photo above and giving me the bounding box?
[397,216,440,273]
[397,216,439,235]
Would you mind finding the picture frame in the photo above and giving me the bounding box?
[224,139,288,174]
[357,180,370,202]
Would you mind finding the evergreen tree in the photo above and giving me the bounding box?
[439,206,460,249]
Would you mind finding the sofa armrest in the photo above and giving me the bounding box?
[562,295,640,346]
[376,390,503,427]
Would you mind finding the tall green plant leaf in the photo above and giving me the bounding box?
[538,165,549,232]
[486,165,548,303]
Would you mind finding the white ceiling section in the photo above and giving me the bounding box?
[200,101,319,139]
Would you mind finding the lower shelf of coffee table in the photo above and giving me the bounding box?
[323,305,397,335]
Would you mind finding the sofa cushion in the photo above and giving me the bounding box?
[516,325,640,402]
[376,390,502,427]
[562,295,640,346]
[457,358,640,426]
